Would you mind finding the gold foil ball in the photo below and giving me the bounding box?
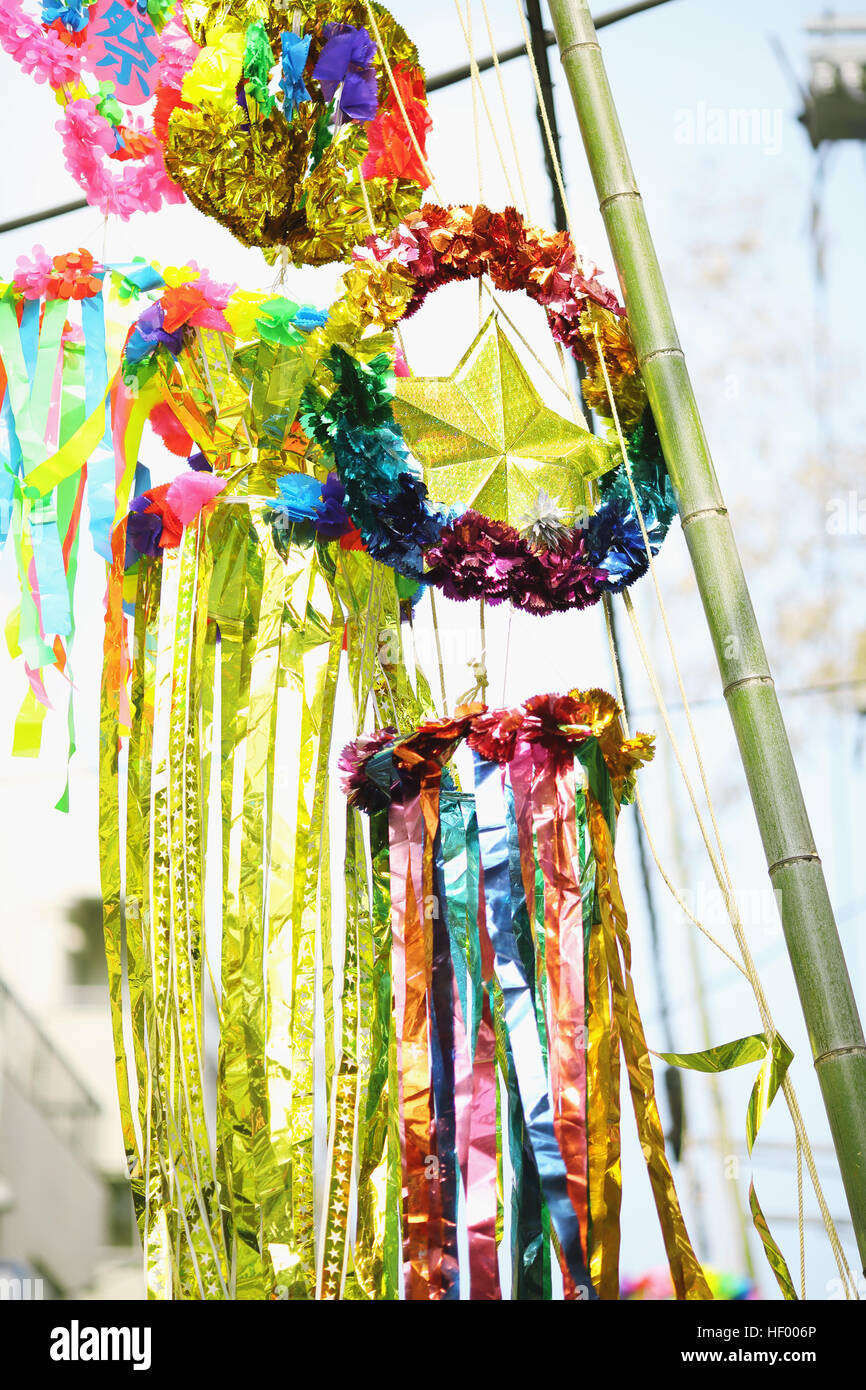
[167,1,429,265]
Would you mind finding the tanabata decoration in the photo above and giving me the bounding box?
[101,270,443,1299]
[337,691,710,1300]
[163,1,432,265]
[341,203,680,613]
[0,0,197,216]
[0,244,165,781]
[392,312,611,528]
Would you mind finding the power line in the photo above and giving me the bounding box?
[629,675,866,717]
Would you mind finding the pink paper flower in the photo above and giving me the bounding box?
[157,23,200,92]
[163,471,226,526]
[13,245,53,300]
[0,3,83,87]
[57,99,184,219]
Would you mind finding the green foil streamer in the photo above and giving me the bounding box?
[656,1033,797,1300]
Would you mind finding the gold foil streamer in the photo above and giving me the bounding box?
[318,807,366,1299]
[99,549,145,1237]
[585,898,621,1299]
[279,550,344,1296]
[102,471,367,1298]
[588,795,711,1301]
[349,807,395,1298]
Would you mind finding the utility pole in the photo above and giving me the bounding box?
[546,0,866,1270]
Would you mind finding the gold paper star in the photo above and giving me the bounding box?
[392,313,612,526]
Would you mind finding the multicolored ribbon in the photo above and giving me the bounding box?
[341,689,713,1300]
[0,251,165,776]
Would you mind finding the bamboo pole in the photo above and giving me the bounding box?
[546,0,866,1269]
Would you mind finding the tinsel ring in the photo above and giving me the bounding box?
[333,203,680,614]
[164,0,432,265]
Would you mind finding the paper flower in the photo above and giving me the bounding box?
[293,305,329,332]
[255,297,305,345]
[110,126,155,161]
[156,22,200,92]
[280,30,310,120]
[149,401,193,458]
[466,707,525,766]
[518,488,569,549]
[243,20,275,117]
[46,249,102,300]
[339,728,398,813]
[272,471,352,540]
[12,245,53,300]
[95,80,123,127]
[223,288,269,339]
[521,693,593,762]
[58,98,184,218]
[125,302,185,363]
[312,23,377,124]
[160,283,229,333]
[41,2,88,34]
[164,470,226,525]
[127,485,181,557]
[363,471,447,576]
[362,64,431,186]
[126,471,225,558]
[274,471,326,522]
[0,4,83,86]
[313,473,353,538]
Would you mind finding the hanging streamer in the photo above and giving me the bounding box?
[340,689,713,1299]
[0,249,166,776]
[656,1033,797,1300]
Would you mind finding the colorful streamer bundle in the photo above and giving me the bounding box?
[0,247,165,773]
[165,0,432,263]
[339,691,710,1300]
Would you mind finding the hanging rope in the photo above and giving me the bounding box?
[592,324,857,1298]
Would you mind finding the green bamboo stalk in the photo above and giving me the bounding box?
[547,0,866,1270]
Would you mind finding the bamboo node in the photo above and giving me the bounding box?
[637,344,683,367]
[813,1045,866,1068]
[559,39,601,59]
[767,852,821,876]
[599,188,640,212]
[722,674,775,698]
[679,504,728,526]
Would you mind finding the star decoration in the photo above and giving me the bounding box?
[392,313,612,527]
